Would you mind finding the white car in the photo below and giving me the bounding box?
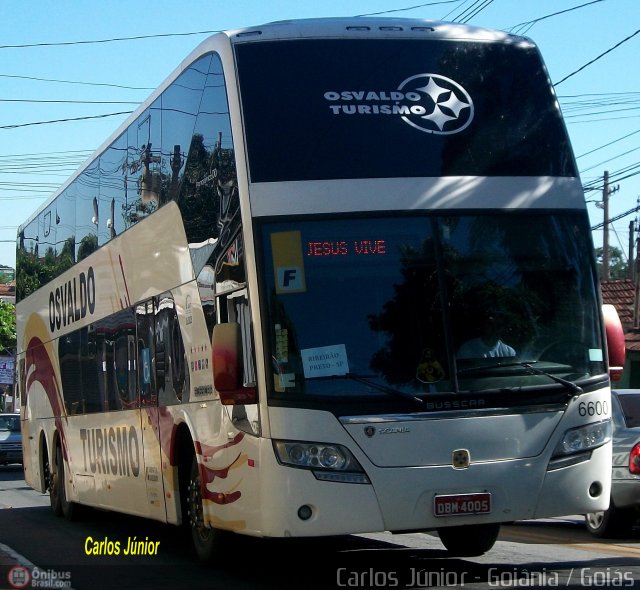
[585,390,640,537]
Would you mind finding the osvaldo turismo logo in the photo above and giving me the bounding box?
[324,73,474,135]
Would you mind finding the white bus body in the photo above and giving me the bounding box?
[16,18,619,560]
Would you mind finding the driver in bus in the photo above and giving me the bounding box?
[457,310,516,359]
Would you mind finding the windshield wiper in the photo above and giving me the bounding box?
[457,360,583,397]
[520,362,583,396]
[335,373,427,407]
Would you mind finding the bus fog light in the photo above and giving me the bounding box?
[589,481,602,498]
[298,505,313,520]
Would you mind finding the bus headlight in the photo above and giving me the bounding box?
[548,419,611,470]
[273,440,370,484]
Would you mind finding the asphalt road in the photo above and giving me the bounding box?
[1,464,639,590]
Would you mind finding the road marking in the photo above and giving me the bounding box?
[502,527,640,557]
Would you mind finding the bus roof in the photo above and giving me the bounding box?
[225,17,526,45]
[18,17,533,232]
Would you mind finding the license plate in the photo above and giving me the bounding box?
[434,492,491,516]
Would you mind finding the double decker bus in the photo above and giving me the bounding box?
[16,18,625,560]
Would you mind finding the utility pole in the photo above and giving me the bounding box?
[629,220,635,281]
[602,171,610,280]
[600,170,620,280]
[636,229,640,328]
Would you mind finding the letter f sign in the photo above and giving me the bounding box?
[277,266,304,292]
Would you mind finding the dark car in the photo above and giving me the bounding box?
[585,389,640,537]
[0,413,22,465]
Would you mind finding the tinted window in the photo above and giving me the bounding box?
[55,187,76,271]
[236,39,576,182]
[156,293,188,405]
[618,393,640,428]
[99,133,128,241]
[175,53,240,246]
[0,416,19,431]
[75,161,99,261]
[260,212,602,403]
[17,52,240,300]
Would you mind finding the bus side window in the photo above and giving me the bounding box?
[59,331,83,415]
[80,327,101,413]
[156,293,188,406]
[136,300,156,407]
[109,308,137,409]
[212,235,259,432]
[229,291,257,388]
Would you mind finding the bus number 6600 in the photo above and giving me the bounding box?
[578,401,609,417]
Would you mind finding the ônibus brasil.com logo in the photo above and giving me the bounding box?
[324,73,474,135]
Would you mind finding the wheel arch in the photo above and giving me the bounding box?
[174,420,196,526]
[38,429,50,492]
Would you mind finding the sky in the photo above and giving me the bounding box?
[1,0,639,270]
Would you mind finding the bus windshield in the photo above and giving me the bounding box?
[236,38,576,182]
[260,212,604,402]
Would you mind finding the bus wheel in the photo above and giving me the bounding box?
[48,447,62,517]
[55,445,77,521]
[187,456,225,562]
[437,523,500,556]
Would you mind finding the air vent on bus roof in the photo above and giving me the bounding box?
[236,30,262,38]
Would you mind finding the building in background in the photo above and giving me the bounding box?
[0,265,15,281]
[601,279,640,387]
[0,282,15,305]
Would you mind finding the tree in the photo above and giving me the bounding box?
[595,246,629,280]
[0,301,16,354]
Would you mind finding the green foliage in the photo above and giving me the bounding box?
[595,246,629,280]
[0,300,16,354]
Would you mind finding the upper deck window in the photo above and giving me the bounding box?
[236,38,576,182]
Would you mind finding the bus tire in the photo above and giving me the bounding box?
[437,523,500,556]
[47,445,62,517]
[56,444,77,521]
[187,455,226,562]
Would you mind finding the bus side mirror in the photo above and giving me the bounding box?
[212,323,257,405]
[602,304,625,382]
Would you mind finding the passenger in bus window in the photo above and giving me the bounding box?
[457,311,516,359]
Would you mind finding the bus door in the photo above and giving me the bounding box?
[136,299,167,521]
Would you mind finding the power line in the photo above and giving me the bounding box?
[458,0,495,23]
[580,147,640,174]
[442,0,474,20]
[0,99,140,105]
[447,0,491,22]
[355,1,460,17]
[0,73,152,91]
[507,0,605,36]
[0,111,133,130]
[591,203,640,231]
[0,30,221,50]
[554,27,640,86]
